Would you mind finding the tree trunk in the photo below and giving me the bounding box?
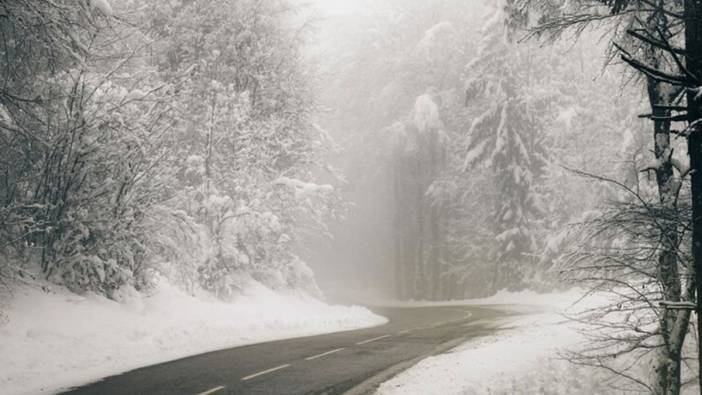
[393,144,411,300]
[648,77,690,395]
[685,1,702,391]
[205,96,216,195]
[415,169,425,299]
[393,157,405,300]
[428,129,441,300]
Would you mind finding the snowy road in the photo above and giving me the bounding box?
[59,305,511,395]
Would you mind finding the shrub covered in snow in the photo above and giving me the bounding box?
[0,0,340,303]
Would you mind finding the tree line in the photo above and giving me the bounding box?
[317,0,641,300]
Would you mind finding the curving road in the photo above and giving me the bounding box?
[60,305,513,395]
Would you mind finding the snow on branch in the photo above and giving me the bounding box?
[638,158,664,173]
[90,0,113,17]
[679,119,702,139]
[463,139,489,170]
[670,157,691,178]
[413,93,442,132]
[273,177,333,200]
[416,21,454,52]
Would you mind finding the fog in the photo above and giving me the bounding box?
[301,0,492,300]
[298,0,645,302]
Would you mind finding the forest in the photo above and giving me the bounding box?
[3,0,702,394]
[0,0,340,299]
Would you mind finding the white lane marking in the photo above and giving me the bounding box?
[196,386,225,395]
[241,364,291,381]
[305,347,346,361]
[356,334,390,345]
[397,329,413,335]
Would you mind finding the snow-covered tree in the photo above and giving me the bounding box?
[513,1,698,392]
[138,0,338,298]
[0,2,100,284]
[462,5,548,292]
[390,91,449,300]
[0,1,172,295]
[0,0,338,302]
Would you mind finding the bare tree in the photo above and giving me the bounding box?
[562,170,694,394]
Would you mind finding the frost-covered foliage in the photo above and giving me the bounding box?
[510,1,698,393]
[0,1,169,296]
[438,4,632,296]
[0,3,100,280]
[390,92,450,300]
[462,6,548,291]
[561,176,696,393]
[0,0,339,301]
[455,2,651,295]
[136,0,339,299]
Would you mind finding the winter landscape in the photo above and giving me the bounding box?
[2,0,702,394]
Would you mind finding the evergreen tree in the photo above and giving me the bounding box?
[463,4,547,291]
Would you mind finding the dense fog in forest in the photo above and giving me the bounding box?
[304,0,644,302]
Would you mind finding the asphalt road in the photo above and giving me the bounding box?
[60,305,513,395]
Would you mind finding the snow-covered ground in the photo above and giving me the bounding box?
[0,280,386,395]
[376,289,616,395]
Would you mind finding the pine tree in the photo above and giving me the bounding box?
[463,4,547,292]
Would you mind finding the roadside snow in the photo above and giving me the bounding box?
[0,280,386,395]
[377,312,611,395]
[360,287,589,310]
[376,289,615,395]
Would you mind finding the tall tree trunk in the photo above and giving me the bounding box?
[685,1,702,390]
[648,77,690,395]
[428,129,441,300]
[406,154,419,300]
[205,95,216,195]
[393,157,405,299]
[415,163,425,299]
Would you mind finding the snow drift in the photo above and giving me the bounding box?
[376,290,614,395]
[0,279,386,395]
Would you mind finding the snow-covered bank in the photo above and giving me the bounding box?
[0,281,387,395]
[377,312,611,394]
[376,289,615,395]
[352,287,588,311]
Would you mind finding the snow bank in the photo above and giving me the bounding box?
[0,280,386,395]
[377,289,616,395]
[361,287,593,311]
[377,312,611,395]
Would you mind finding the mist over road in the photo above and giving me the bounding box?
[60,305,511,395]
